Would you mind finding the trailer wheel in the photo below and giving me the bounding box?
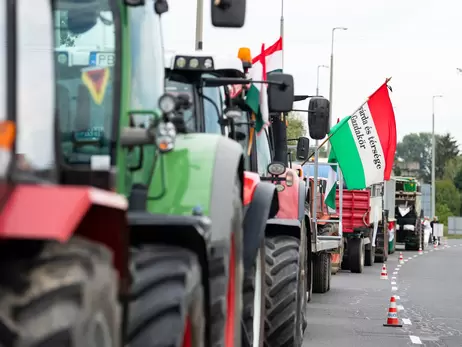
[264,236,305,347]
[242,242,265,347]
[0,237,120,347]
[312,252,330,293]
[127,245,205,347]
[365,246,375,266]
[348,238,364,273]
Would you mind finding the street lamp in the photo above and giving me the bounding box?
[328,27,348,124]
[432,95,443,220]
[316,65,329,96]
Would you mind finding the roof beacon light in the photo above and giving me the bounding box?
[238,47,252,63]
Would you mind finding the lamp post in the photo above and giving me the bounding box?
[195,0,204,50]
[431,95,443,219]
[316,65,329,96]
[327,27,347,152]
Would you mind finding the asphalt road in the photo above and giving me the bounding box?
[303,239,462,346]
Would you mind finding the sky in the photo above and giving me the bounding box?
[161,0,462,145]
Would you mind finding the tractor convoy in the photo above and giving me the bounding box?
[0,0,410,347]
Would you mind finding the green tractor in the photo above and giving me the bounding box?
[163,49,306,347]
[55,0,249,347]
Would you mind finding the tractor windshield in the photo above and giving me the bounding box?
[54,0,118,165]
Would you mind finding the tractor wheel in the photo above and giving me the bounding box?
[264,236,305,347]
[348,238,364,273]
[313,252,331,294]
[209,179,243,347]
[365,246,375,266]
[242,241,265,347]
[127,245,205,347]
[0,237,119,347]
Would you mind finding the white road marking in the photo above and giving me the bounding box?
[413,255,418,257]
[430,249,434,252]
[394,295,400,299]
[392,276,397,280]
[392,286,398,291]
[391,281,397,285]
[402,318,411,325]
[409,335,422,344]
[404,259,409,262]
[395,267,400,271]
[397,305,404,311]
[393,271,398,275]
[397,264,402,268]
[408,257,413,260]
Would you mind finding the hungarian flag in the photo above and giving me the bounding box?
[81,67,110,105]
[246,37,283,132]
[327,79,397,190]
[324,118,340,210]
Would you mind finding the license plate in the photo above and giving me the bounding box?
[89,52,115,67]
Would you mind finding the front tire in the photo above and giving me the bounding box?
[127,245,205,347]
[264,236,305,347]
[312,252,331,294]
[0,237,120,347]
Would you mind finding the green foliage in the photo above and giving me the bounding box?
[286,112,305,140]
[396,132,459,182]
[436,179,460,216]
[58,12,79,47]
[436,203,452,225]
[443,156,462,180]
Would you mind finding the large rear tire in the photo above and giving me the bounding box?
[264,236,305,347]
[127,245,205,347]
[0,237,120,347]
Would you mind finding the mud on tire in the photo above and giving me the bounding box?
[0,237,119,347]
[127,245,205,347]
[264,235,305,347]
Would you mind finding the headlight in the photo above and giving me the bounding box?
[173,56,214,71]
[158,93,176,114]
[155,122,176,153]
[267,162,286,176]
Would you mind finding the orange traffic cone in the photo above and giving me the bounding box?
[380,264,388,279]
[434,242,437,249]
[399,252,404,264]
[383,296,402,327]
[418,246,423,255]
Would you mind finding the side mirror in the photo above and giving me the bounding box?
[308,97,330,140]
[296,137,310,160]
[267,73,294,113]
[211,0,246,28]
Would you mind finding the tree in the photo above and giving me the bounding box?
[436,179,460,216]
[443,156,462,181]
[58,12,79,47]
[435,203,452,225]
[286,112,305,140]
[436,133,459,179]
[396,132,459,182]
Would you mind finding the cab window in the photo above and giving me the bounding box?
[129,3,164,125]
[165,79,195,132]
[234,111,251,170]
[202,74,223,134]
[256,130,272,176]
[54,0,118,166]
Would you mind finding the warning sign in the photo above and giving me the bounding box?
[81,67,110,105]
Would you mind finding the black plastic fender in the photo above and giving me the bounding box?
[242,181,279,271]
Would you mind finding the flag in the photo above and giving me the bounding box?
[81,67,110,105]
[246,37,283,132]
[324,148,338,209]
[328,80,397,189]
[324,118,340,210]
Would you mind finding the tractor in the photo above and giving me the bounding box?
[0,0,249,346]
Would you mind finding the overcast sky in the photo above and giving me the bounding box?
[161,0,462,145]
